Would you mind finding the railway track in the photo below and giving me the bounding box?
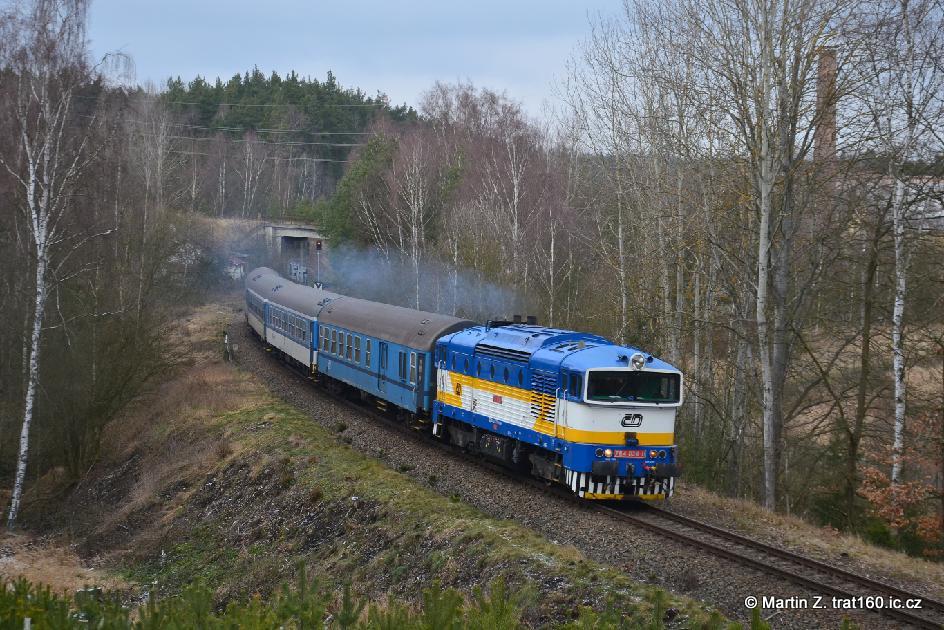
[253,331,944,629]
[595,504,944,629]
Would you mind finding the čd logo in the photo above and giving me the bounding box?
[621,413,643,427]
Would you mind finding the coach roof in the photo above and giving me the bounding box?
[246,267,342,318]
[320,296,475,352]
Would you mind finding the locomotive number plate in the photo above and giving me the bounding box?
[613,449,645,458]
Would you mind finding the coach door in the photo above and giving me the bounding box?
[413,353,425,409]
[378,341,388,392]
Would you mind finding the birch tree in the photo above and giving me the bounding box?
[675,0,851,509]
[0,0,104,527]
[859,0,944,484]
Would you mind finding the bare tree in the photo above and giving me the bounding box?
[0,0,107,527]
[859,0,944,484]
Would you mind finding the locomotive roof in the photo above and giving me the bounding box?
[557,344,679,373]
[320,296,475,352]
[246,267,342,318]
[439,324,680,373]
[443,324,609,354]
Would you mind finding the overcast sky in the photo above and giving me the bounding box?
[87,0,619,117]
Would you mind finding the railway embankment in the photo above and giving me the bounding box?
[11,301,725,628]
[226,303,944,629]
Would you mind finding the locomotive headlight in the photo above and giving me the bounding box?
[649,450,657,458]
[658,450,666,458]
[604,448,613,458]
[630,352,646,370]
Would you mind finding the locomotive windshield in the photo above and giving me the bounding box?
[586,371,680,404]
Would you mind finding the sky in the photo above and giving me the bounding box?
[87,0,620,118]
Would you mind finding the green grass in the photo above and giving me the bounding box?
[101,392,736,627]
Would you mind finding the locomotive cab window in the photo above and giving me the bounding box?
[586,371,680,404]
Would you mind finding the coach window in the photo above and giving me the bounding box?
[366,339,372,366]
[398,352,406,380]
[409,352,417,385]
[346,334,353,359]
[354,336,361,363]
[331,329,337,354]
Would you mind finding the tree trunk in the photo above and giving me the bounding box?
[8,253,47,527]
[849,215,883,526]
[891,178,908,483]
[757,159,778,510]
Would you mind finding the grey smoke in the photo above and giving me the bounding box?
[319,244,528,323]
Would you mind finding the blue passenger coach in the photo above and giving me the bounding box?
[245,267,341,371]
[317,297,474,414]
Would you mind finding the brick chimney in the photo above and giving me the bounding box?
[814,47,838,162]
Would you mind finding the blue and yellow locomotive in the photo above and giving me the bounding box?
[246,267,682,500]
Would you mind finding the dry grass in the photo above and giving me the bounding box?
[0,532,128,595]
[95,303,268,535]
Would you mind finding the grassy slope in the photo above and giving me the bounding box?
[21,303,725,627]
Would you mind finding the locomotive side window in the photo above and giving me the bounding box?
[503,367,509,383]
[366,339,372,367]
[517,370,524,386]
[569,373,582,398]
[489,364,495,380]
[464,358,470,373]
